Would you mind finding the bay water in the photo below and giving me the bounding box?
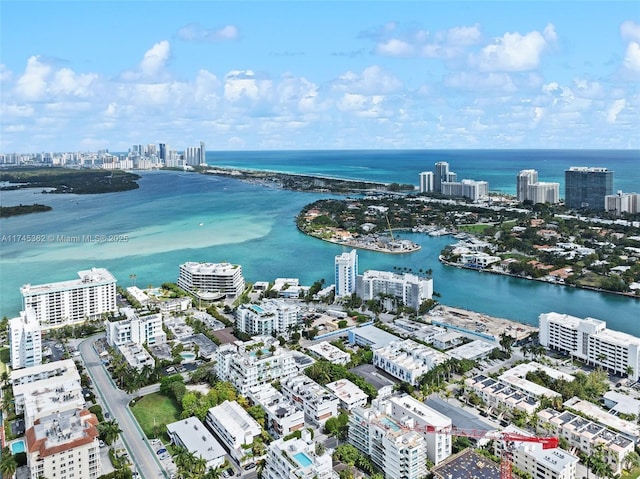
[1,150,638,334]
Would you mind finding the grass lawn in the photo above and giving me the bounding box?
[130,392,181,439]
[458,224,494,233]
[621,467,640,479]
[0,347,10,374]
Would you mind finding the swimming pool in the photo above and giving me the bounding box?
[180,352,195,361]
[293,452,313,467]
[380,417,401,432]
[11,439,25,454]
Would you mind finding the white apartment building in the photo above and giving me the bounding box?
[26,408,101,479]
[539,312,640,380]
[605,191,640,214]
[528,182,560,204]
[166,417,226,471]
[537,408,634,475]
[247,384,305,438]
[178,261,245,298]
[334,249,358,297]
[281,375,339,427]
[441,179,489,202]
[235,299,301,336]
[387,395,452,465]
[465,374,542,416]
[349,401,428,479]
[357,270,433,311]
[12,359,84,427]
[373,339,448,386]
[498,425,578,479]
[9,308,42,369]
[105,308,166,347]
[21,267,117,328]
[326,379,368,411]
[517,169,538,202]
[213,336,297,395]
[419,171,434,193]
[205,400,262,465]
[262,430,337,479]
[306,341,351,365]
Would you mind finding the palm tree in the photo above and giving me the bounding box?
[0,447,17,479]
[624,450,640,472]
[98,419,122,445]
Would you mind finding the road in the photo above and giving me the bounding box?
[79,334,169,479]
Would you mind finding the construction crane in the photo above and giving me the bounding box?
[385,214,395,241]
[368,419,558,479]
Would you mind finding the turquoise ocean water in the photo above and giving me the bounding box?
[1,150,638,334]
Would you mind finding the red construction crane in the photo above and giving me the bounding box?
[367,419,559,479]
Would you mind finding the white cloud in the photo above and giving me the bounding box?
[606,99,626,123]
[224,70,273,104]
[0,64,12,82]
[177,23,239,42]
[374,24,481,59]
[51,68,98,97]
[623,41,640,73]
[140,41,170,77]
[1,104,34,117]
[621,21,640,42]
[333,66,401,94]
[16,56,52,100]
[376,39,415,57]
[472,24,555,72]
[337,93,386,118]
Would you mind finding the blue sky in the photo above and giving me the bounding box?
[1,1,639,152]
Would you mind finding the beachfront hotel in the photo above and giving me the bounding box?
[539,312,640,380]
[178,261,245,298]
[20,267,117,329]
[334,249,358,297]
[9,308,42,370]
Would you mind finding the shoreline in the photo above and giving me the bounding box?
[439,256,640,300]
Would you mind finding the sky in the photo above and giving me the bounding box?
[1,1,639,152]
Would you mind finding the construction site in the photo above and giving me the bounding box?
[427,305,537,343]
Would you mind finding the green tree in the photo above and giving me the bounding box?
[0,447,17,479]
[98,420,122,446]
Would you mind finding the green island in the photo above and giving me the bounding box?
[0,203,52,218]
[0,167,141,194]
[296,195,640,296]
[200,165,414,193]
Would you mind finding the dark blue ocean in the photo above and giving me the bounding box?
[1,150,638,334]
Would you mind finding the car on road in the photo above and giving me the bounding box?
[99,440,105,448]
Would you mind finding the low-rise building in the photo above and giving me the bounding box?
[26,408,101,479]
[281,375,339,427]
[326,379,368,411]
[205,400,262,465]
[262,430,337,479]
[247,384,304,438]
[166,417,226,471]
[105,308,165,347]
[448,339,495,361]
[563,396,640,441]
[465,374,542,416]
[373,339,448,386]
[235,299,301,336]
[12,359,84,427]
[306,341,351,365]
[497,425,578,479]
[213,336,298,395]
[537,408,635,475]
[348,324,399,349]
[117,342,155,370]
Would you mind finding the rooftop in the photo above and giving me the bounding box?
[166,417,226,462]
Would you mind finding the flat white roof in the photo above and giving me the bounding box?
[564,397,640,439]
[498,362,573,398]
[207,400,261,438]
[167,417,225,461]
[21,267,116,295]
[349,324,399,349]
[449,339,495,360]
[389,394,451,428]
[604,391,640,416]
[326,379,367,404]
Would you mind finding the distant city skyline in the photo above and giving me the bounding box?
[1,1,639,152]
